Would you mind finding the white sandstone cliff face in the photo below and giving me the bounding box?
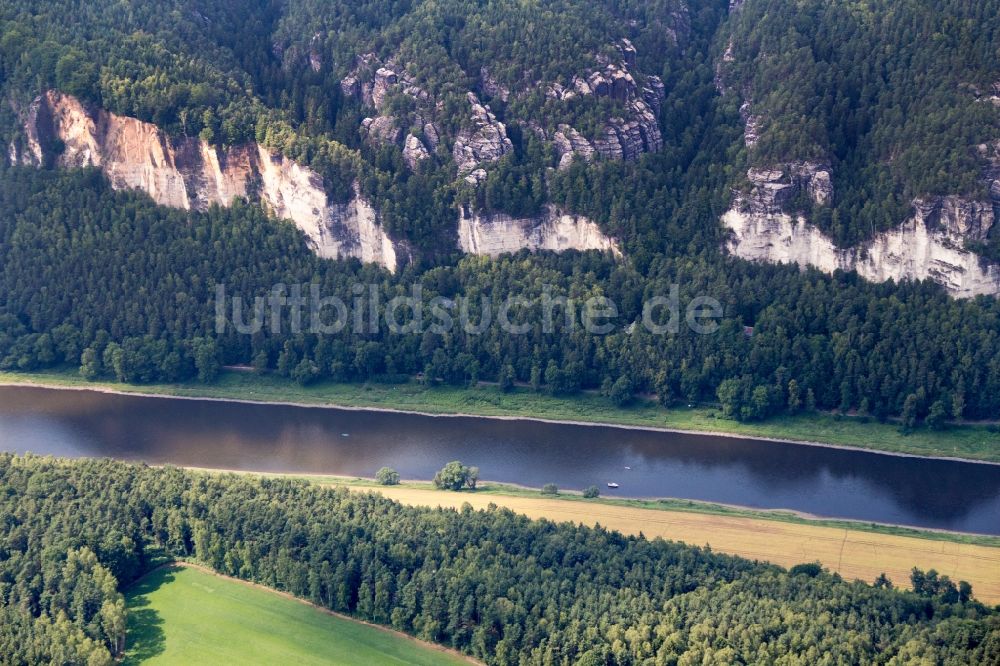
[253,147,398,270]
[723,166,1000,298]
[12,92,617,267]
[457,205,620,257]
[14,91,398,270]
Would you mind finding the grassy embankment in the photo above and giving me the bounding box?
[124,563,475,665]
[2,368,999,462]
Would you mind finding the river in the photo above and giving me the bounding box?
[1,385,998,534]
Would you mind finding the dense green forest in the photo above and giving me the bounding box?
[0,0,999,424]
[1,454,997,665]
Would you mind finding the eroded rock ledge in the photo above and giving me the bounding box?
[11,91,622,266]
[538,42,665,168]
[11,91,399,270]
[458,205,620,257]
[724,164,1000,298]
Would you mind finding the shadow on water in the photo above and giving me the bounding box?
[122,566,177,664]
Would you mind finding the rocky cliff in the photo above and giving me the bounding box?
[540,44,665,167]
[340,40,664,180]
[12,91,622,266]
[453,93,514,184]
[724,164,1000,298]
[457,205,620,257]
[341,57,439,165]
[12,91,399,270]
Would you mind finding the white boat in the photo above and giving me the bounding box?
[607,482,620,489]
[624,466,631,470]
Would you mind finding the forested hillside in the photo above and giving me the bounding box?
[3,0,995,252]
[0,0,719,252]
[1,454,997,665]
[719,0,1000,247]
[0,0,999,424]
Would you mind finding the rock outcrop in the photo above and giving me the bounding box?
[337,41,663,184]
[274,32,326,73]
[341,56,438,172]
[591,102,663,161]
[552,125,597,169]
[402,133,430,169]
[739,101,762,149]
[361,115,402,146]
[741,162,833,211]
[542,59,664,167]
[453,93,513,183]
[340,58,428,112]
[479,67,510,103]
[13,91,399,270]
[371,67,398,111]
[724,164,1000,298]
[253,150,398,270]
[338,53,379,107]
[457,205,620,257]
[308,33,324,72]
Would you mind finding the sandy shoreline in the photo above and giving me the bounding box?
[2,378,998,467]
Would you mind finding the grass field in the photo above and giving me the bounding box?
[351,484,1000,605]
[124,564,474,665]
[2,368,999,462]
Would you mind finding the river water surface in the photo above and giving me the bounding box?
[1,385,999,534]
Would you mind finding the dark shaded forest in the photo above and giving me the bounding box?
[1,454,997,665]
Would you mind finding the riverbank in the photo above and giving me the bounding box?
[185,468,1000,546]
[2,368,998,463]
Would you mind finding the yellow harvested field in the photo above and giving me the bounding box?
[352,486,1000,605]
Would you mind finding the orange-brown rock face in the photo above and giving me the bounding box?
[14,91,398,271]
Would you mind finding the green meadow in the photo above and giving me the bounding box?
[124,564,472,665]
